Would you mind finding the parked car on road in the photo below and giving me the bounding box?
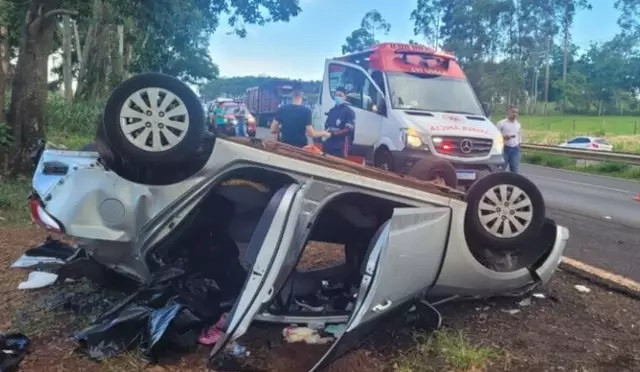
[29,72,568,371]
[558,136,613,152]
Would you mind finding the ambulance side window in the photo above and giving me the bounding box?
[328,63,382,114]
[328,63,365,108]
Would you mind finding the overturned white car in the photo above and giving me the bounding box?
[29,73,568,370]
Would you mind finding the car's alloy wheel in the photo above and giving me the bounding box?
[119,88,190,152]
[477,184,533,239]
[465,172,544,252]
[101,72,207,167]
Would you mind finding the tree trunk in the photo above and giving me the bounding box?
[76,0,113,100]
[72,19,82,65]
[0,22,8,125]
[543,36,551,112]
[62,15,73,100]
[3,0,62,175]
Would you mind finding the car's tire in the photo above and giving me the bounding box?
[101,72,206,166]
[374,148,394,172]
[408,158,458,188]
[465,172,545,252]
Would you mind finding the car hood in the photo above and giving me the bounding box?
[399,111,497,139]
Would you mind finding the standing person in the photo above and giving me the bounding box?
[497,105,522,173]
[214,104,226,134]
[324,87,355,158]
[271,90,329,147]
[234,107,248,137]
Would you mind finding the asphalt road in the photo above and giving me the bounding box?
[256,128,640,280]
[520,164,640,281]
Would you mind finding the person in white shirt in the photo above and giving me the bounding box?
[497,105,522,173]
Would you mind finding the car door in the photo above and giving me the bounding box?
[208,183,306,362]
[320,60,385,156]
[310,205,451,371]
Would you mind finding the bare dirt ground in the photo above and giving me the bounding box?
[1,225,639,372]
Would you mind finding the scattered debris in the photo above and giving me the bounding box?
[0,333,30,372]
[282,326,333,345]
[500,309,521,315]
[324,324,346,338]
[11,255,65,269]
[533,293,546,299]
[228,342,250,357]
[518,297,532,307]
[475,306,491,311]
[18,272,59,290]
[574,285,591,293]
[12,238,78,270]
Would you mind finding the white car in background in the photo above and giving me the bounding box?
[559,136,613,152]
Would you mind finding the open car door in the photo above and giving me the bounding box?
[310,205,451,371]
[209,183,304,366]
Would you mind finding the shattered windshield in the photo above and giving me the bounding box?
[386,72,484,116]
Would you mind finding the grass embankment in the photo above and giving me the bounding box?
[523,151,640,181]
[492,115,640,153]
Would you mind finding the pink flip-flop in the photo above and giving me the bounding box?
[198,313,229,345]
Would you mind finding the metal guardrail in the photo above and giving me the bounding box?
[521,144,640,166]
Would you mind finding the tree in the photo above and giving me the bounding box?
[3,0,78,174]
[341,10,390,54]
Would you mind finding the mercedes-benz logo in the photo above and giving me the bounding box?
[460,139,473,154]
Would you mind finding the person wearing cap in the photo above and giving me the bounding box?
[323,87,356,158]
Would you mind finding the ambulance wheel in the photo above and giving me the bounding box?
[465,172,545,252]
[374,148,394,172]
[408,158,458,188]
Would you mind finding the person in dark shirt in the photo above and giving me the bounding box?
[271,90,329,147]
[324,87,355,158]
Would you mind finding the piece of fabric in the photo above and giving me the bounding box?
[497,118,522,147]
[503,145,521,173]
[274,104,312,147]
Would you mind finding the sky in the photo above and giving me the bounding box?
[209,0,622,81]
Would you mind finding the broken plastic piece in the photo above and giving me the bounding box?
[18,271,58,290]
[500,309,521,315]
[11,255,65,269]
[574,285,591,293]
[24,237,76,260]
[518,297,532,307]
[324,324,347,338]
[0,333,30,372]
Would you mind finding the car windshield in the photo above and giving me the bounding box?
[386,72,484,116]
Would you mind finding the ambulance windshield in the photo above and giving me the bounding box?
[386,72,484,116]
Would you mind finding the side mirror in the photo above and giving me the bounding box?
[377,98,387,116]
[482,102,492,118]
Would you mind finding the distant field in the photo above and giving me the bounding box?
[491,115,640,153]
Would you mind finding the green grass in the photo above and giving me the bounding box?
[491,115,640,153]
[0,176,31,226]
[44,95,101,149]
[522,151,640,181]
[394,330,497,372]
